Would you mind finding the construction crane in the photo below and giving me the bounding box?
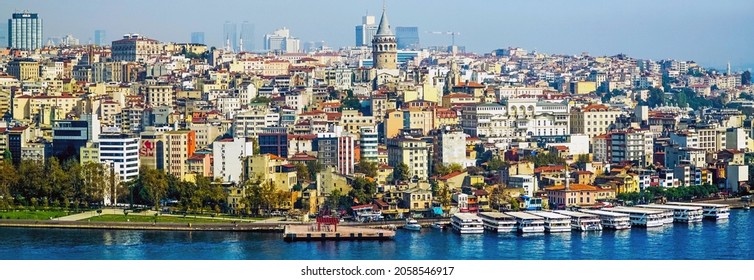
[427,31,461,46]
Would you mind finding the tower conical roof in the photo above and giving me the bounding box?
[375,8,393,36]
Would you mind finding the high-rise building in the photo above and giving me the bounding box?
[355,15,377,47]
[372,8,397,70]
[0,22,8,48]
[240,21,254,52]
[8,12,43,50]
[395,26,419,50]
[223,21,237,51]
[94,30,106,46]
[264,27,300,53]
[98,133,140,182]
[190,32,205,44]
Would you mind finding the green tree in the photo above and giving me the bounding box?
[305,161,322,181]
[2,149,11,162]
[140,166,168,210]
[80,162,107,205]
[15,160,48,202]
[674,91,688,108]
[0,161,18,198]
[647,87,666,108]
[435,183,451,208]
[393,162,410,183]
[294,162,310,184]
[250,138,260,155]
[355,159,378,178]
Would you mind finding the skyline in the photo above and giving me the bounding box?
[2,0,753,70]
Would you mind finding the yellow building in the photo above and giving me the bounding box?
[7,59,40,81]
[403,108,434,136]
[570,81,597,94]
[13,95,80,122]
[243,154,297,191]
[0,89,11,117]
[384,110,404,139]
[163,130,196,181]
[570,104,620,138]
[316,166,352,196]
[143,85,174,108]
[79,142,100,165]
[340,109,375,137]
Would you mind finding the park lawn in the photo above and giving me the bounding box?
[85,214,246,223]
[0,210,72,220]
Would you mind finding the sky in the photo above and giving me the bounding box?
[3,0,753,70]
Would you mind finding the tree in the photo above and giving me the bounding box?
[250,138,260,156]
[393,163,410,183]
[487,156,505,170]
[15,160,48,202]
[434,183,451,207]
[80,162,106,206]
[0,161,18,198]
[140,166,168,210]
[674,91,688,108]
[742,70,751,86]
[305,161,322,182]
[354,159,378,178]
[647,87,666,108]
[294,163,310,184]
[2,149,11,162]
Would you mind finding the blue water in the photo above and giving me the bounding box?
[1,210,752,260]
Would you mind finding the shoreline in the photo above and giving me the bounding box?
[0,219,286,232]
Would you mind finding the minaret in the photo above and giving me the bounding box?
[225,35,231,52]
[239,35,244,53]
[564,165,570,191]
[727,62,731,76]
[372,2,397,70]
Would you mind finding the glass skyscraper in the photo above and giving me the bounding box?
[355,15,377,47]
[8,12,43,50]
[190,32,205,45]
[94,30,106,46]
[240,21,254,51]
[395,26,420,50]
[223,21,237,51]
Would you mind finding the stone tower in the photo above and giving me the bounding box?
[372,7,397,70]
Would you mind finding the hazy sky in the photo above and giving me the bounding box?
[3,0,753,70]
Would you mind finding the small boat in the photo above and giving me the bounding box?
[743,204,750,210]
[431,222,446,230]
[403,219,422,231]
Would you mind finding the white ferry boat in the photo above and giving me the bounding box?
[602,206,666,227]
[504,212,545,233]
[554,210,602,231]
[636,204,703,223]
[450,213,484,234]
[526,211,571,233]
[666,202,730,220]
[578,209,632,230]
[478,212,517,233]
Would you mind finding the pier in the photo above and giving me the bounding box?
[282,224,395,241]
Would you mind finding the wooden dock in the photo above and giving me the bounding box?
[282,224,395,242]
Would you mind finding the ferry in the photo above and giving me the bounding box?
[504,212,545,233]
[478,212,517,233]
[526,211,571,233]
[450,213,484,234]
[636,204,703,223]
[665,202,730,220]
[578,209,631,230]
[554,210,602,231]
[602,206,667,227]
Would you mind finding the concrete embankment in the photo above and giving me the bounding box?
[0,220,285,232]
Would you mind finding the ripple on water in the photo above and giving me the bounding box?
[0,210,752,260]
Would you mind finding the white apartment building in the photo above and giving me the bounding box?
[98,133,140,182]
[213,137,254,183]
